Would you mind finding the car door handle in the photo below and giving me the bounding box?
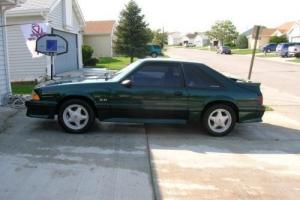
[174,91,183,96]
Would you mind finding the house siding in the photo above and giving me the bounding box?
[0,8,10,105]
[48,0,64,30]
[72,9,83,68]
[7,16,47,81]
[83,34,112,58]
[289,24,300,42]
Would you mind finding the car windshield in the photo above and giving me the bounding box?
[110,60,143,81]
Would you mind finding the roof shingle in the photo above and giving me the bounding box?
[7,0,58,12]
[84,20,116,35]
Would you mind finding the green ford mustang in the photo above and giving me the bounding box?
[26,58,265,136]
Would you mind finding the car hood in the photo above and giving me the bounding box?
[35,77,110,88]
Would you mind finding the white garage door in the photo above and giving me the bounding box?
[52,29,79,74]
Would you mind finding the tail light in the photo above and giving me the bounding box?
[258,95,263,105]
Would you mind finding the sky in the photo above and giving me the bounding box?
[77,0,300,33]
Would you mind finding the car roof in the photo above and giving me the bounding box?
[139,58,205,65]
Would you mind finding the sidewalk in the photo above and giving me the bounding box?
[0,106,18,133]
[262,86,300,122]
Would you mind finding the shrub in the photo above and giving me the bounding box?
[236,35,248,49]
[224,42,236,48]
[295,53,300,58]
[82,45,94,65]
[85,58,99,66]
[269,35,288,44]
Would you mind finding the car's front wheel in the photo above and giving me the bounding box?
[151,52,158,58]
[58,99,95,133]
[202,104,236,136]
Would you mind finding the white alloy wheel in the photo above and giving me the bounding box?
[63,104,89,131]
[208,109,232,133]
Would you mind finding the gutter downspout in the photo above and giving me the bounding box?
[2,5,14,100]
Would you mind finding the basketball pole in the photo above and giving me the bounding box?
[51,55,54,80]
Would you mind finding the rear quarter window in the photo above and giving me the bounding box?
[183,63,222,89]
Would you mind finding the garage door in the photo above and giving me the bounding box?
[52,29,78,74]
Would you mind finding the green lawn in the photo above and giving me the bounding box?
[96,57,134,70]
[11,82,36,94]
[231,49,262,55]
[289,58,300,63]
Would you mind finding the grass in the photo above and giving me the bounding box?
[288,58,300,63]
[231,49,262,55]
[256,53,278,58]
[96,57,135,70]
[264,105,274,112]
[11,81,36,94]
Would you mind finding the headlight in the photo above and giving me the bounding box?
[31,91,40,101]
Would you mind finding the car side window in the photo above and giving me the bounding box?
[130,62,183,88]
[183,63,221,88]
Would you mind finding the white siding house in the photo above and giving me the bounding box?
[168,32,182,46]
[6,0,85,81]
[288,21,300,42]
[0,0,25,105]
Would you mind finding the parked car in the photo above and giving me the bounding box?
[261,43,277,53]
[26,59,265,137]
[217,46,232,54]
[146,44,161,58]
[288,45,300,57]
[185,43,196,48]
[276,43,300,57]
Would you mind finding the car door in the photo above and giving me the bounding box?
[110,61,188,119]
[182,63,224,120]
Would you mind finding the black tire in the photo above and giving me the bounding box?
[202,104,236,137]
[151,52,158,58]
[58,99,95,133]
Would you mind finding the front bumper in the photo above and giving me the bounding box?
[25,100,57,119]
[238,106,265,123]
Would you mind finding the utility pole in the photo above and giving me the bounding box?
[248,25,261,80]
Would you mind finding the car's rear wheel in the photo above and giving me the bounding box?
[58,99,95,133]
[202,104,236,137]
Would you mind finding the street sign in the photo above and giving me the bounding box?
[252,25,263,40]
[36,34,68,80]
[36,34,68,56]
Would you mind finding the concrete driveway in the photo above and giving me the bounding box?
[0,108,300,200]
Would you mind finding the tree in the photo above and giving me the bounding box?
[152,29,168,48]
[236,34,248,49]
[269,35,288,44]
[206,20,239,46]
[114,0,150,63]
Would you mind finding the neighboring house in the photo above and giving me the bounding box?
[168,32,182,46]
[194,33,210,47]
[83,20,116,58]
[0,0,25,105]
[181,33,210,47]
[6,0,85,81]
[246,21,297,49]
[272,21,295,37]
[247,28,276,49]
[288,21,300,42]
[183,33,197,45]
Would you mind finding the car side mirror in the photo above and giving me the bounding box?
[121,79,132,88]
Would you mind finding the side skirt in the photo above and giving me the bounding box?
[102,118,187,125]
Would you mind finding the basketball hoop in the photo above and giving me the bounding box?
[36,34,68,79]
